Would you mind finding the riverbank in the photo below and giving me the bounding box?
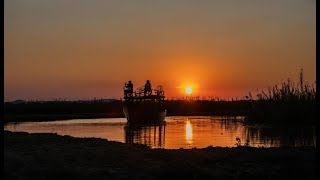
[4,113,245,124]
[4,131,316,180]
[4,99,249,124]
[4,113,124,124]
[5,98,316,125]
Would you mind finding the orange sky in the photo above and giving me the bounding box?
[4,0,316,101]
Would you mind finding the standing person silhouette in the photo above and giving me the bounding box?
[144,80,152,95]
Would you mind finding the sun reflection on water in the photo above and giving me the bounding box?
[185,119,193,145]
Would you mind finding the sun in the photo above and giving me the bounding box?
[185,86,193,95]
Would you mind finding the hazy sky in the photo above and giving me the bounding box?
[4,0,316,101]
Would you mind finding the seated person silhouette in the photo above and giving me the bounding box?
[127,81,133,96]
[144,80,152,96]
[124,81,133,97]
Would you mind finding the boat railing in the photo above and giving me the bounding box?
[134,86,145,97]
[124,85,165,98]
[155,85,164,96]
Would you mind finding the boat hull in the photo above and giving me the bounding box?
[123,102,166,124]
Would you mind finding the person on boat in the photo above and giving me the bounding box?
[144,80,152,95]
[127,81,133,96]
[124,81,133,97]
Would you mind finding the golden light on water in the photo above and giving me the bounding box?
[185,119,193,145]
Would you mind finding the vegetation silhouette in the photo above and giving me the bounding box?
[245,69,316,124]
[4,99,250,123]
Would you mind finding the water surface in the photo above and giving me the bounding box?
[4,116,316,149]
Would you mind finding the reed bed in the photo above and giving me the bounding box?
[246,69,316,124]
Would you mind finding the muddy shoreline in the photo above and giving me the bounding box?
[4,130,316,179]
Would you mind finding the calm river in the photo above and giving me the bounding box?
[4,116,316,149]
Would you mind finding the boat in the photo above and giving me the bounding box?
[123,82,166,124]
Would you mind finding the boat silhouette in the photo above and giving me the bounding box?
[123,81,166,124]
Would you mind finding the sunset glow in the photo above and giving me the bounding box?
[185,86,193,95]
[178,81,198,96]
[4,0,316,101]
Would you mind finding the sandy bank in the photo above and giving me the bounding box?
[4,131,316,180]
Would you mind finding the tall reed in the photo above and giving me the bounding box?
[246,69,316,124]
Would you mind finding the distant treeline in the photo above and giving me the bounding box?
[4,99,250,121]
[4,96,315,124]
[4,100,123,123]
[4,100,124,115]
[165,100,249,116]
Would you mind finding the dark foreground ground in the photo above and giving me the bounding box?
[4,131,316,180]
